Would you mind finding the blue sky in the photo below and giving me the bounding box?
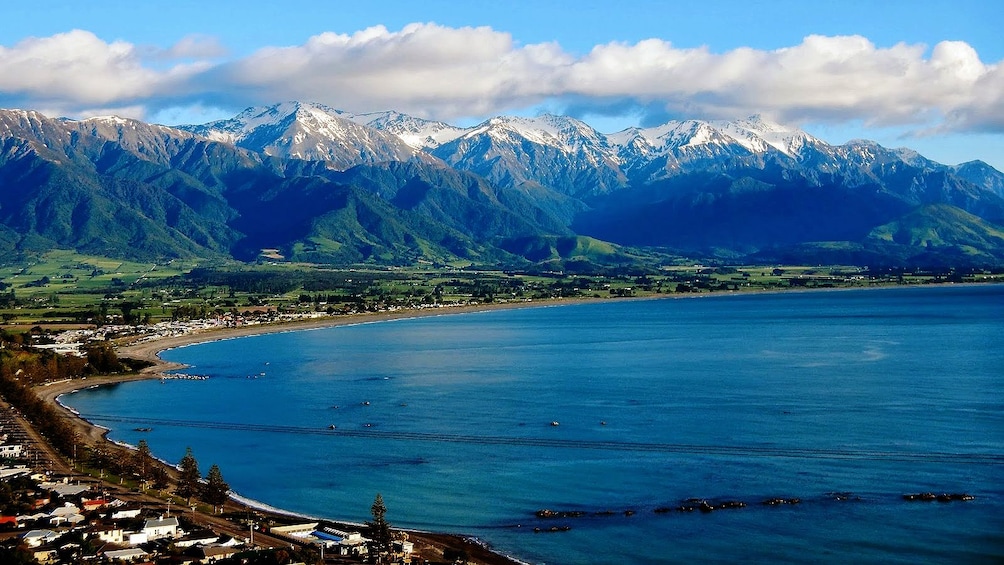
[1,0,1001,168]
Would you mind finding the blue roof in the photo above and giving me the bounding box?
[312,530,343,542]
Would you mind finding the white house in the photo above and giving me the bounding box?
[88,524,125,544]
[0,465,30,478]
[109,505,142,520]
[22,529,61,547]
[0,444,23,458]
[269,522,318,539]
[104,547,149,562]
[142,516,180,539]
[49,503,84,526]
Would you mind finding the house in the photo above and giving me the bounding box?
[82,498,110,512]
[200,544,239,563]
[0,464,30,478]
[104,547,149,562]
[316,527,370,557]
[0,443,23,458]
[22,529,61,547]
[142,515,180,539]
[174,529,220,548]
[32,546,59,564]
[109,505,143,520]
[89,524,125,544]
[394,539,414,555]
[49,503,84,526]
[269,522,319,540]
[17,511,49,524]
[45,482,90,497]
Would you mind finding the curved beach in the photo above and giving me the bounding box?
[38,298,608,565]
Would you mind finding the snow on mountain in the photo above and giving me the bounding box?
[350,111,466,150]
[462,115,601,152]
[460,114,619,168]
[714,114,822,157]
[170,103,999,199]
[606,115,820,161]
[180,102,428,170]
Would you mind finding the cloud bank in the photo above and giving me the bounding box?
[0,24,1000,133]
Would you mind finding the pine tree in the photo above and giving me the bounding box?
[132,439,153,489]
[367,493,392,557]
[203,464,230,514]
[177,447,201,504]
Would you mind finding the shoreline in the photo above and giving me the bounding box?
[39,297,615,565]
[34,282,995,564]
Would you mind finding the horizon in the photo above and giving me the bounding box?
[0,1,1001,169]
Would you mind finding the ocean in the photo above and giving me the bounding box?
[63,285,1004,564]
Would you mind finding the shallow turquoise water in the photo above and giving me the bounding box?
[65,286,1004,564]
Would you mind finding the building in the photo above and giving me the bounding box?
[142,516,180,540]
[0,444,23,458]
[22,529,60,547]
[103,547,149,562]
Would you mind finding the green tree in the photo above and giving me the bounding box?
[151,466,170,493]
[132,439,153,489]
[177,447,201,504]
[202,464,230,513]
[366,493,392,558]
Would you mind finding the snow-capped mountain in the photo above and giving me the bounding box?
[178,104,1004,202]
[356,111,840,192]
[349,111,466,150]
[420,114,626,196]
[179,102,431,170]
[6,103,1003,267]
[603,114,834,181]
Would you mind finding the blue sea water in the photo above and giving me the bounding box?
[64,285,1004,564]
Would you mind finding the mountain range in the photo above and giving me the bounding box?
[1,101,1003,269]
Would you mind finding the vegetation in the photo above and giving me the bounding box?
[177,447,201,504]
[367,493,392,557]
[3,250,1002,334]
[203,464,230,513]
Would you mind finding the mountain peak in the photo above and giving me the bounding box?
[178,101,425,169]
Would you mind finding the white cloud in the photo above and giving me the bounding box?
[208,23,569,118]
[0,30,206,118]
[160,34,228,60]
[0,25,1001,135]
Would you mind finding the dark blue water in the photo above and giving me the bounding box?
[64,286,1004,564]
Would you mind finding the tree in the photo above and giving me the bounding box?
[132,439,153,489]
[366,493,392,558]
[177,448,201,504]
[202,464,230,513]
[151,466,170,493]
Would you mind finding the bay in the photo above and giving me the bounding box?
[64,285,1004,564]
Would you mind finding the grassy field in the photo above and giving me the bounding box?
[1,249,1001,331]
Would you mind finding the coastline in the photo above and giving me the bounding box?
[34,282,994,564]
[39,297,615,565]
